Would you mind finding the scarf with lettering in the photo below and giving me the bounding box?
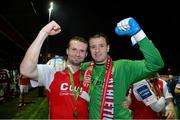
[84,56,114,119]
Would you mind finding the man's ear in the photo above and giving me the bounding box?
[107,45,110,52]
[85,52,88,57]
[66,48,69,55]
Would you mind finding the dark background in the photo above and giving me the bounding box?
[0,0,179,74]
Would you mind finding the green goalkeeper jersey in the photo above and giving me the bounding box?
[81,37,164,119]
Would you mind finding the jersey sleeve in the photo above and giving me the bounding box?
[30,64,55,90]
[133,80,158,106]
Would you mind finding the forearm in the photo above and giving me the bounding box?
[20,31,48,79]
[138,37,164,72]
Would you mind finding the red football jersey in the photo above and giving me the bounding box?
[47,68,89,119]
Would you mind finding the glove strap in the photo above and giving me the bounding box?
[131,30,146,46]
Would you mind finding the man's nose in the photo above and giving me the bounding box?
[95,47,100,52]
[75,50,80,56]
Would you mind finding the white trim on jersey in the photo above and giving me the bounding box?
[80,91,90,102]
[30,64,55,91]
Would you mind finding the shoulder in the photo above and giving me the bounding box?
[113,59,144,69]
[81,61,91,70]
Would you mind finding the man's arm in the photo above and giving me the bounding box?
[115,17,164,81]
[133,80,166,112]
[20,21,61,80]
[121,80,166,112]
[149,96,166,112]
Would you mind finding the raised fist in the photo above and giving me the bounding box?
[41,21,61,36]
[115,17,141,36]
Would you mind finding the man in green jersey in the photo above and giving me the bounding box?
[81,17,164,119]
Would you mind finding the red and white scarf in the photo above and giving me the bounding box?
[84,56,114,119]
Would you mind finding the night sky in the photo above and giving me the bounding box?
[45,0,180,74]
[0,0,179,74]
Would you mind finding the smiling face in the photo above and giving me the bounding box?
[89,36,109,64]
[66,39,88,67]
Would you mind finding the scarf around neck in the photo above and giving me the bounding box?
[84,56,114,119]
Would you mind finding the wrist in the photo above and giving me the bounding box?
[131,30,146,42]
[38,30,48,39]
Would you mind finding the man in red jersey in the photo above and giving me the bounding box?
[127,73,176,119]
[20,21,89,119]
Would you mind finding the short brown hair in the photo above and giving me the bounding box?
[89,33,109,45]
[67,36,88,48]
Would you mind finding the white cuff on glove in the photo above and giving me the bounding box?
[131,30,146,46]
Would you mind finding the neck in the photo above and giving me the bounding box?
[71,65,80,73]
[95,57,107,65]
[66,61,80,73]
